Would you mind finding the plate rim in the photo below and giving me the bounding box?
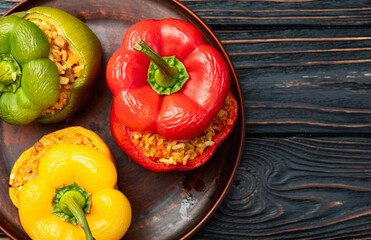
[0,0,246,239]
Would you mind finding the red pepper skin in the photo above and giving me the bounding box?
[110,92,238,172]
[106,19,231,141]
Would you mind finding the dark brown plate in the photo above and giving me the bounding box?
[0,0,245,239]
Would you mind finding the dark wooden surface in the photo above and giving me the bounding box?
[1,0,371,239]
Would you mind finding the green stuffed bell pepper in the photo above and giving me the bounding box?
[0,7,102,125]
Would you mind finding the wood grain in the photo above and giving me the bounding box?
[0,1,245,240]
[181,0,371,25]
[219,27,371,133]
[192,137,371,239]
[0,0,15,15]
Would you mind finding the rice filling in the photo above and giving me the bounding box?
[9,132,97,200]
[131,95,234,166]
[28,18,84,117]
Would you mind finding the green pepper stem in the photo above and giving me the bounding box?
[133,39,177,86]
[62,194,95,240]
[0,53,22,93]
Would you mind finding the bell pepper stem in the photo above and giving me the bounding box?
[0,53,22,93]
[52,183,94,240]
[133,39,189,95]
[133,39,177,86]
[62,194,95,240]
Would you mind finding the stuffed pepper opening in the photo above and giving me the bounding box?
[9,127,111,208]
[28,18,83,117]
[0,7,101,125]
[130,94,236,166]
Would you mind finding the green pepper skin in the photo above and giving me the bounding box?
[18,7,102,123]
[0,15,60,125]
[0,7,102,125]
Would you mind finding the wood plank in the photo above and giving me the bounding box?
[212,28,371,133]
[241,62,371,134]
[181,0,371,26]
[192,137,371,239]
[4,1,371,26]
[0,1,16,15]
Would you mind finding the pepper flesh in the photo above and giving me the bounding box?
[9,127,131,239]
[106,18,231,141]
[9,126,114,208]
[0,7,102,125]
[18,144,131,240]
[0,14,60,124]
[107,19,237,171]
[18,7,102,123]
[110,92,238,171]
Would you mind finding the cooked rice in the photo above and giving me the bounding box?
[9,132,97,200]
[29,18,84,116]
[131,95,234,166]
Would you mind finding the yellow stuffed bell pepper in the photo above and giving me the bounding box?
[9,127,131,240]
[9,126,114,207]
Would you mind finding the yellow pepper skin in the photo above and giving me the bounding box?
[18,144,131,240]
[9,126,114,208]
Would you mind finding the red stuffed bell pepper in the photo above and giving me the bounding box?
[107,18,238,171]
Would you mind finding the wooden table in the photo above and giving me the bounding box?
[1,0,371,239]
